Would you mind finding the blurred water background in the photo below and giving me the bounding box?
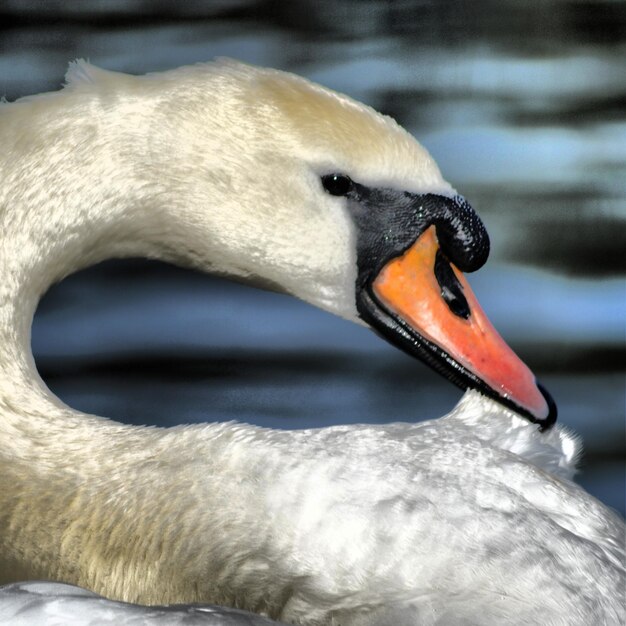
[1,1,624,516]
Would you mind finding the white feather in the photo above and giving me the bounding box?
[0,60,623,625]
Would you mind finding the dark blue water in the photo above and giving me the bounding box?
[3,0,624,516]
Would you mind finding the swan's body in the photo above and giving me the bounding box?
[0,60,623,625]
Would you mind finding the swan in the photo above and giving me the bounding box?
[0,59,623,626]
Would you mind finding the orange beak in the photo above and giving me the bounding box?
[371,226,552,423]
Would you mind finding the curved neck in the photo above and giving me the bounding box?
[0,85,173,427]
[0,88,281,600]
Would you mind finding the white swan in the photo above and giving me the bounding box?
[0,60,623,626]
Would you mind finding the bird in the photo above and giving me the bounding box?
[0,59,623,625]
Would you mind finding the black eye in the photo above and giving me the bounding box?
[321,174,353,196]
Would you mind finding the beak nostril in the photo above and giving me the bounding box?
[434,249,470,319]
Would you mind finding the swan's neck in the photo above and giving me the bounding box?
[0,76,313,606]
[0,91,259,596]
[0,89,164,422]
[1,68,265,423]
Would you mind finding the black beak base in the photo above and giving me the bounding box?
[341,181,557,430]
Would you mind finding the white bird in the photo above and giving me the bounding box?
[0,60,623,626]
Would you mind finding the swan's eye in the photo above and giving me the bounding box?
[321,174,353,196]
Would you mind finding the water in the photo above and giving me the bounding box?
[3,0,625,516]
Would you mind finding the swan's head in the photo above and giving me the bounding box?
[113,59,555,427]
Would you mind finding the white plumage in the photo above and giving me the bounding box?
[0,60,623,625]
